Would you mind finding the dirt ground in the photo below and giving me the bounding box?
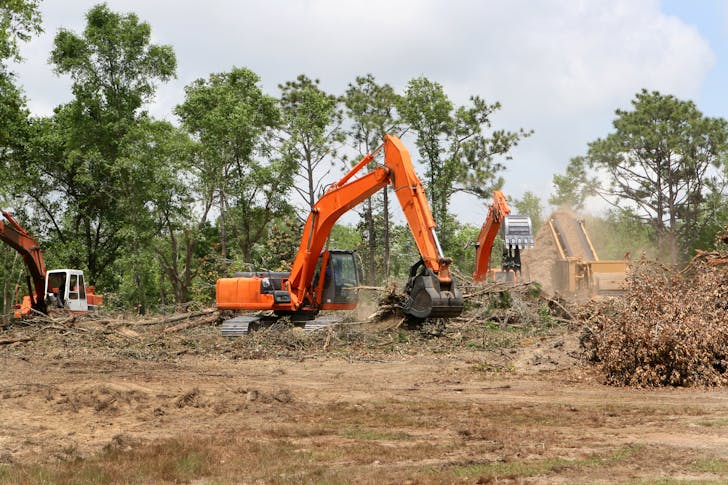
[2,313,728,484]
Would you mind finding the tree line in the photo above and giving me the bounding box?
[2,2,727,315]
[0,3,529,312]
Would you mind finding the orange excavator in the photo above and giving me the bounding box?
[473,190,534,283]
[216,135,464,335]
[1,209,103,318]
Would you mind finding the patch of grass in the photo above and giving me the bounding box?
[692,457,728,473]
[696,417,728,428]
[452,457,573,479]
[342,429,414,441]
[175,450,208,480]
[470,361,514,373]
[451,445,643,481]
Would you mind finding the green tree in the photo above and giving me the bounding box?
[585,90,728,264]
[0,0,41,65]
[176,67,293,265]
[344,74,402,284]
[278,74,344,213]
[512,191,544,235]
[4,4,177,289]
[446,223,480,277]
[116,119,199,307]
[0,0,41,187]
[399,77,531,242]
[549,156,599,210]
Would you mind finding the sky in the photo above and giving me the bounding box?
[8,0,728,225]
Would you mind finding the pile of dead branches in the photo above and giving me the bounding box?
[457,277,573,328]
[582,250,728,387]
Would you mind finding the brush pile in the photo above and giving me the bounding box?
[582,231,728,387]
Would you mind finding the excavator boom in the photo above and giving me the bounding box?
[1,210,47,315]
[216,135,463,321]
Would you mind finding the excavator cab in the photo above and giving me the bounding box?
[45,269,88,312]
[315,250,360,310]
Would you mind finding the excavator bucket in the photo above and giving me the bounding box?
[501,215,534,274]
[502,215,534,249]
[403,261,464,319]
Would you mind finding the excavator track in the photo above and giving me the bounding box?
[221,315,342,337]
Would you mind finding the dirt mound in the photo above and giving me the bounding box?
[521,221,559,294]
[53,384,150,415]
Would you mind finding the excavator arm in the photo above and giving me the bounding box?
[289,134,461,318]
[0,210,48,315]
[216,134,463,320]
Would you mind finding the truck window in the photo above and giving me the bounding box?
[69,274,79,300]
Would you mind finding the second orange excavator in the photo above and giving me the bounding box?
[1,209,103,318]
[473,190,534,283]
[216,135,464,335]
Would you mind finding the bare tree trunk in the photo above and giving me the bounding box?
[219,187,227,260]
[383,188,390,280]
[159,265,166,315]
[365,198,376,285]
[2,247,7,317]
[307,158,316,210]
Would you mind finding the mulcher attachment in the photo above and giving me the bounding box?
[402,260,464,320]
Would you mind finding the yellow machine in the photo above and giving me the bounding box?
[547,212,627,296]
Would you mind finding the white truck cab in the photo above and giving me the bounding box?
[46,269,89,312]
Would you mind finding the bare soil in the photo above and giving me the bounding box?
[2,313,728,483]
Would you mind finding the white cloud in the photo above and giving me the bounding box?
[8,0,715,223]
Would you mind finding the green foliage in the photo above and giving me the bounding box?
[355,201,388,285]
[399,76,530,236]
[388,223,421,280]
[50,4,176,149]
[0,0,42,65]
[0,70,27,176]
[278,74,344,211]
[344,74,402,283]
[329,224,362,252]
[114,245,162,310]
[0,0,40,196]
[442,222,479,277]
[511,190,544,234]
[0,242,25,318]
[344,74,402,151]
[495,290,511,309]
[2,4,178,292]
[176,67,291,263]
[250,212,302,271]
[549,156,598,210]
[690,189,728,254]
[586,89,728,264]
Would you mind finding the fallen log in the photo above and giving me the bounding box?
[162,314,218,334]
[0,337,34,345]
[133,309,217,326]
